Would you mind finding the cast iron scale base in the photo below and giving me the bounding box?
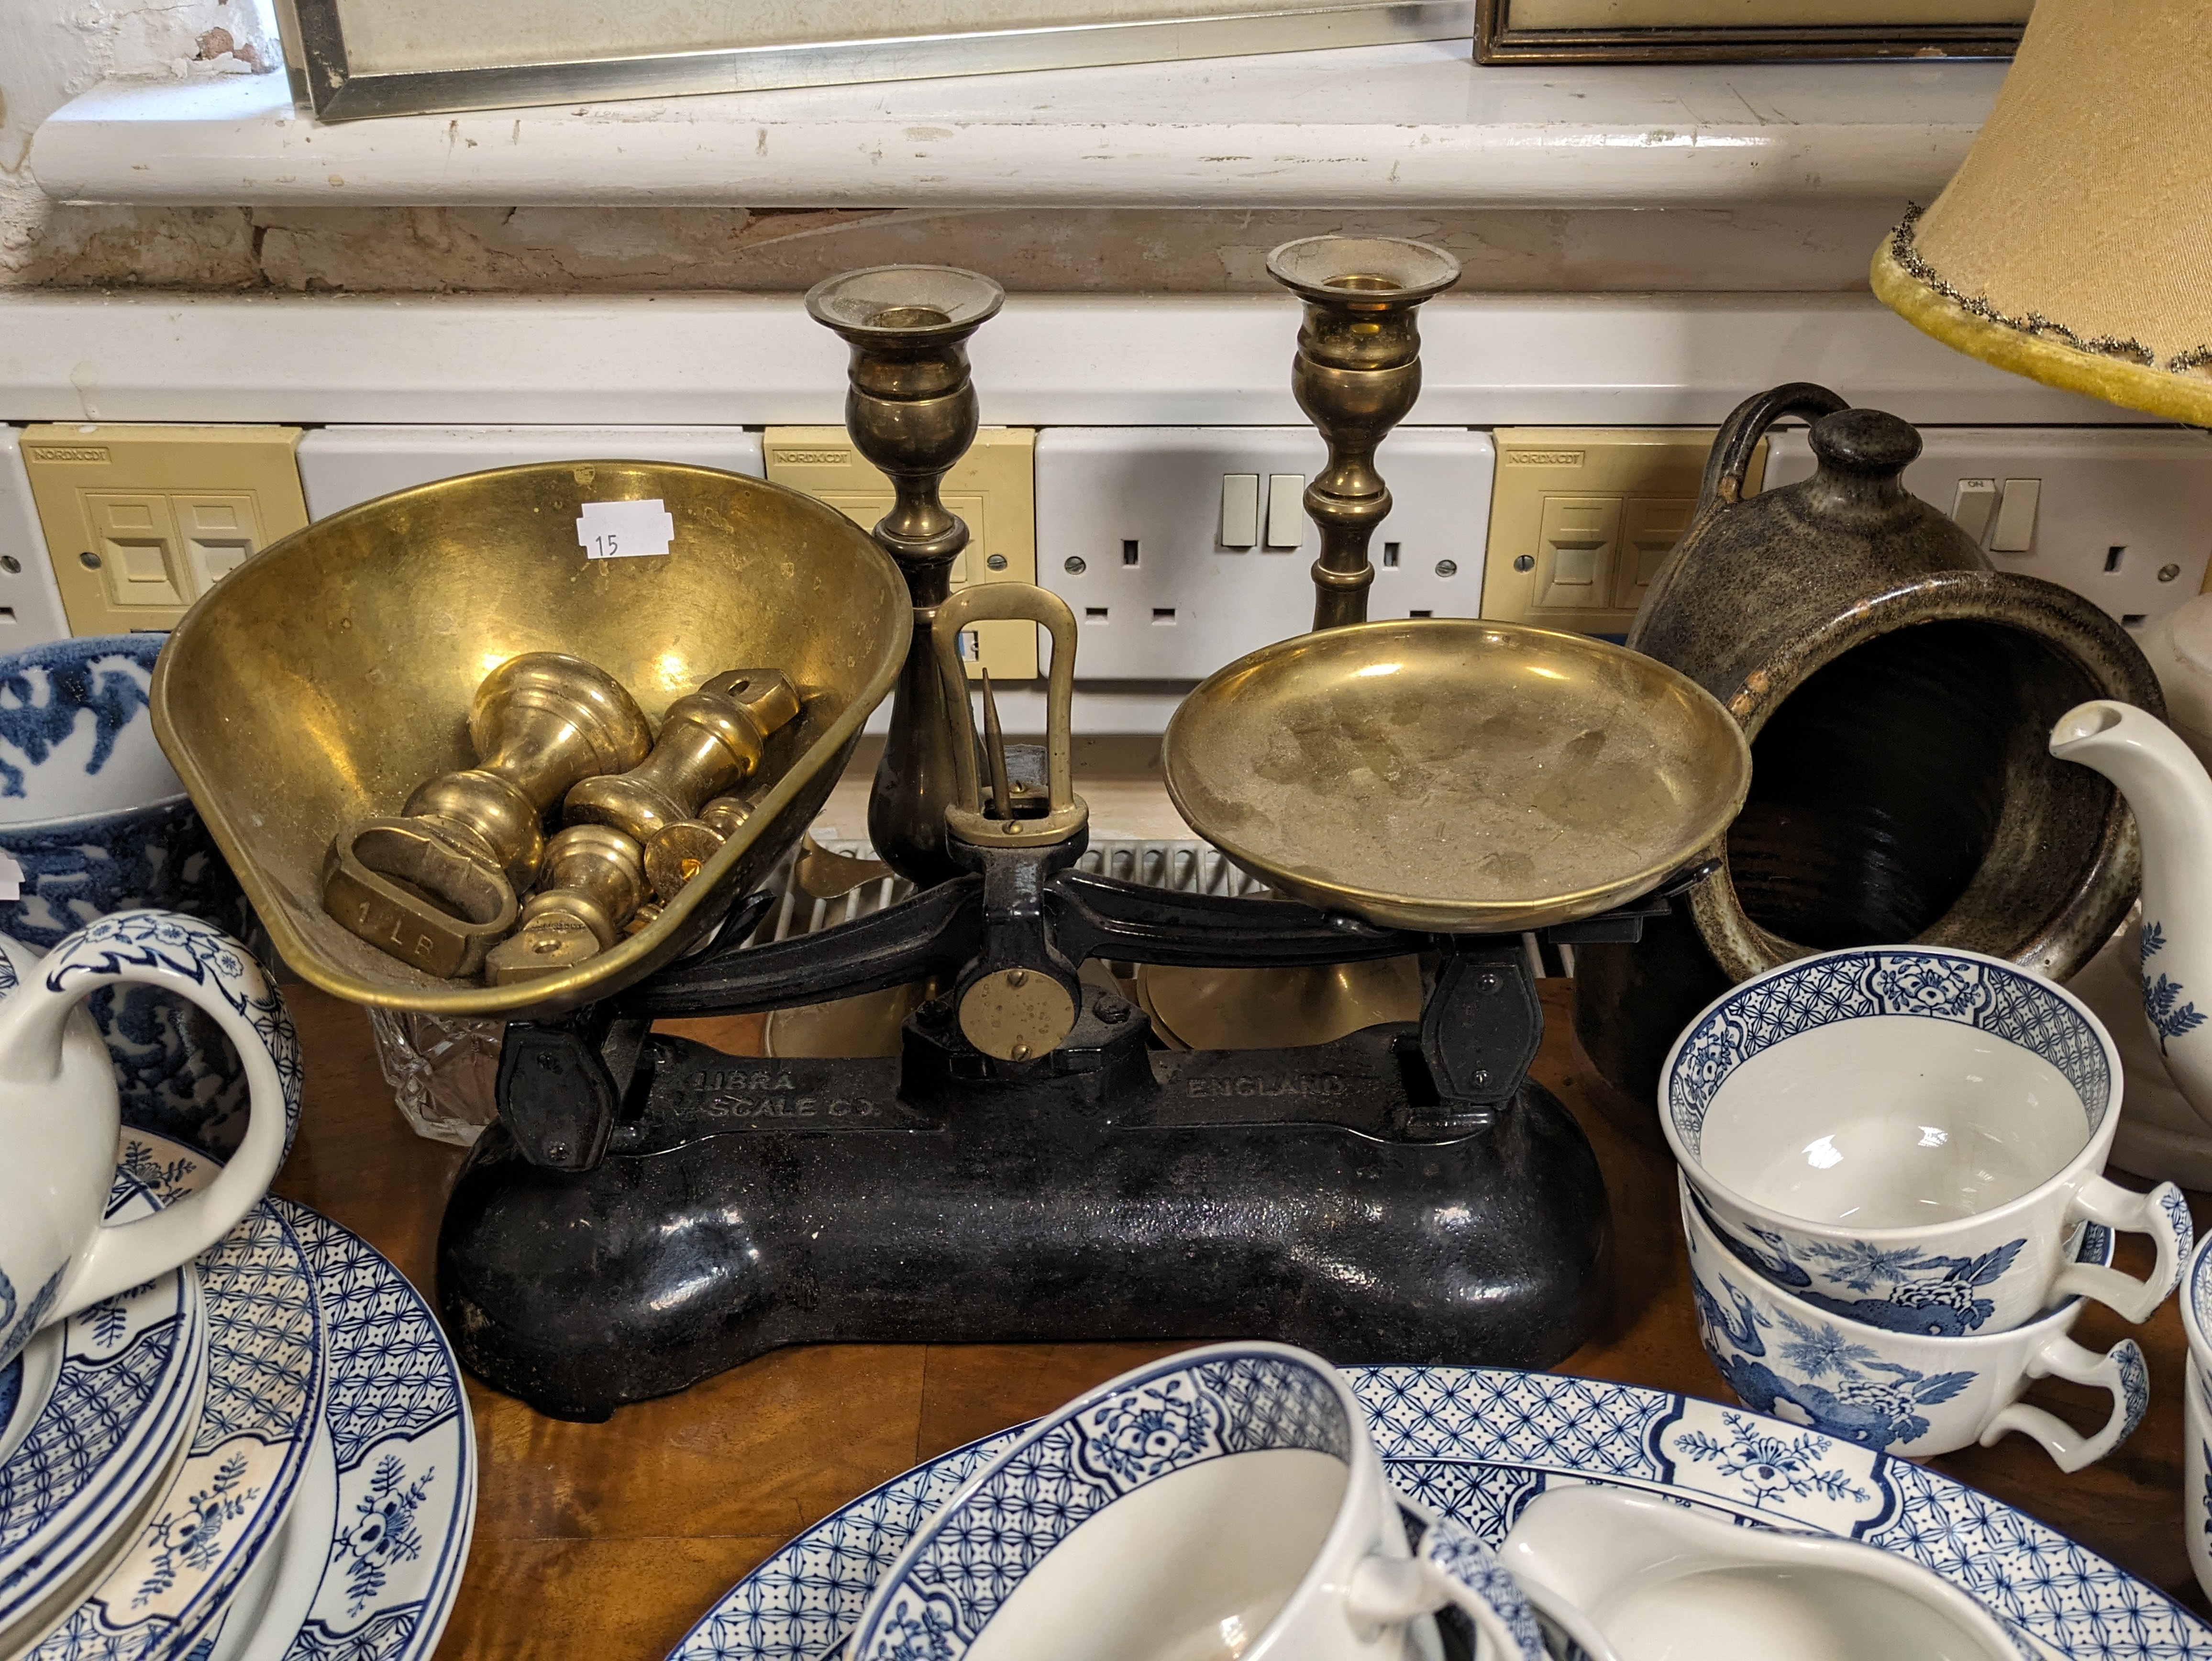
[440,812,1691,1421]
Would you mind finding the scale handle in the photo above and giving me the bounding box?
[930,586,1086,847]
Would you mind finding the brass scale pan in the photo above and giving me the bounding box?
[1143,618,1751,1049]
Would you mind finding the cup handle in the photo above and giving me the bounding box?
[0,911,298,1321]
[1346,1503,1545,1661]
[1980,1335,2148,1473]
[2052,1176,2193,1322]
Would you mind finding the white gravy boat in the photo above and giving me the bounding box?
[1495,1484,2015,1661]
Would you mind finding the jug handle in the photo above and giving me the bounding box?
[0,911,297,1321]
[1697,382,1851,516]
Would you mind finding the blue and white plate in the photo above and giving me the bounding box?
[30,1133,324,1661]
[0,1149,209,1651]
[667,1366,2212,1661]
[194,1196,476,1661]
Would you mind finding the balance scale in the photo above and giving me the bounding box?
[149,240,1751,1422]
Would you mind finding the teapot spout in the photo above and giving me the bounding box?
[2052,698,2212,1127]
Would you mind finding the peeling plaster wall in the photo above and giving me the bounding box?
[2,3,1894,295]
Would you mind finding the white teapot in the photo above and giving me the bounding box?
[1,909,294,1370]
[2052,699,2212,1130]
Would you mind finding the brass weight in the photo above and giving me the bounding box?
[486,825,649,984]
[490,668,803,982]
[644,796,755,905]
[322,653,652,979]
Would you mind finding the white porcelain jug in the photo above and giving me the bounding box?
[2051,700,2212,1130]
[1,908,295,1370]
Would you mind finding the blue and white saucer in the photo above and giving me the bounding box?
[193,1196,475,1661]
[29,1133,324,1661]
[0,1154,209,1652]
[668,1365,2212,1661]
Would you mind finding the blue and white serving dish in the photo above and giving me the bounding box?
[194,1195,476,1661]
[846,1343,1540,1661]
[0,637,262,1158]
[668,1363,2212,1661]
[0,1153,208,1653]
[1661,944,2188,1337]
[28,1134,324,1661]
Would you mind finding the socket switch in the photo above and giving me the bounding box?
[1037,427,1493,679]
[1764,426,2212,628]
[1481,428,1759,637]
[21,425,310,635]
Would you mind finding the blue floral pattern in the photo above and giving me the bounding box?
[28,1143,323,1661]
[1695,1191,2028,1337]
[268,1196,475,1661]
[669,1365,2212,1661]
[0,1169,204,1641]
[2143,922,2208,1055]
[1668,948,2112,1152]
[1690,1271,1977,1452]
[1419,1516,1543,1661]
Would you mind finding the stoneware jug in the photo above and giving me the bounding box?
[0,908,294,1371]
[1575,382,2159,1120]
[2051,700,2212,1131]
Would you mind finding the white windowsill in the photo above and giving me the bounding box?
[28,39,2002,209]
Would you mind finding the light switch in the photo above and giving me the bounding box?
[1220,474,1259,549]
[1535,494,1622,611]
[1265,474,1305,549]
[1991,478,2042,553]
[1951,478,2000,544]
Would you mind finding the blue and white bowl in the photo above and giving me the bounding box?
[0,636,262,1156]
[1683,1173,2145,1471]
[1661,944,2188,1337]
[847,1341,1541,1661]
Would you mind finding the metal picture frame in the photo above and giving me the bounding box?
[1473,0,2024,62]
[274,0,1474,122]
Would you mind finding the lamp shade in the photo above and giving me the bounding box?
[1871,0,2212,424]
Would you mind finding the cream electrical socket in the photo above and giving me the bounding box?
[1481,428,1761,637]
[764,427,1038,680]
[21,425,310,635]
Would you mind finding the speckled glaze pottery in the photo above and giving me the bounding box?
[1576,383,2160,1115]
[0,636,260,1157]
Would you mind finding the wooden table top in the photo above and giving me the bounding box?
[269,977,2212,1660]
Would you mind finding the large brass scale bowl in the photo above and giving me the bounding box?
[150,461,909,1019]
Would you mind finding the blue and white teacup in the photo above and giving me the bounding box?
[848,1341,1543,1661]
[1683,1174,2146,1469]
[1661,944,2190,1337]
[0,635,264,1158]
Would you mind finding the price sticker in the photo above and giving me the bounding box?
[0,853,24,902]
[577,498,676,560]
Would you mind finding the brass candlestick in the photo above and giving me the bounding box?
[323,653,651,979]
[1266,236,1461,632]
[806,264,1005,886]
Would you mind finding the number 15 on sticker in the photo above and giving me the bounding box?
[577,499,676,559]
